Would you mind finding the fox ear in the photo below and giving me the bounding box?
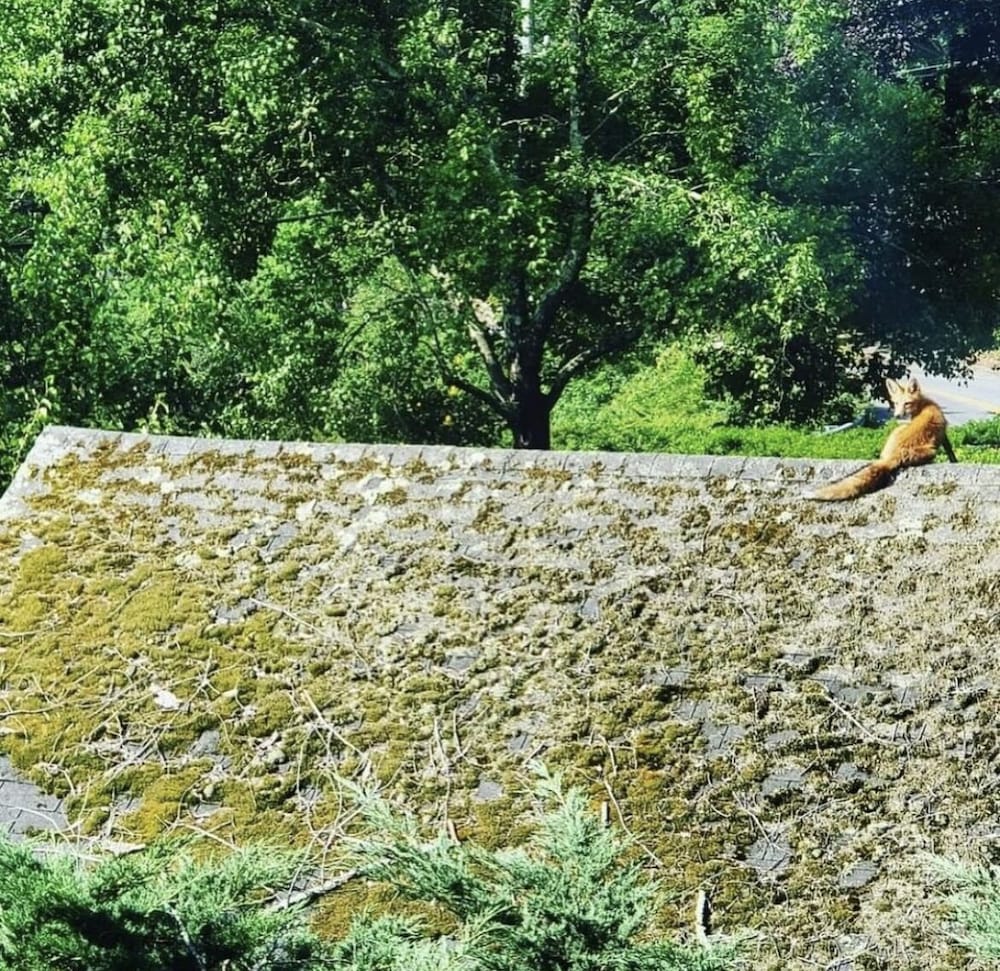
[906,377,919,394]
[885,378,901,395]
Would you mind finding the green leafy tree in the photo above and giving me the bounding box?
[842,0,1000,364]
[4,0,1000,465]
[1,0,683,452]
[642,0,1000,423]
[0,0,359,467]
[325,1,695,448]
[664,1,986,422]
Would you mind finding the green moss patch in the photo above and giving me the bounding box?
[0,430,998,968]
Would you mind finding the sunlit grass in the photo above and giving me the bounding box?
[553,347,1000,463]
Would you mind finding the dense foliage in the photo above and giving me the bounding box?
[0,839,323,970]
[341,768,736,970]
[1,1,998,477]
[931,855,1000,961]
[0,773,734,970]
[552,345,1000,462]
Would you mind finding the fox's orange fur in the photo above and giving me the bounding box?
[808,377,956,502]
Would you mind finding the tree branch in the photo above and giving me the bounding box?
[267,870,360,912]
[470,298,514,402]
[418,296,511,415]
[533,201,592,339]
[164,906,208,971]
[547,325,641,405]
[272,207,340,224]
[532,0,593,341]
[449,374,511,414]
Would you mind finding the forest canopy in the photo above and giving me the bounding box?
[1,0,998,475]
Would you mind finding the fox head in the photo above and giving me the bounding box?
[886,377,924,419]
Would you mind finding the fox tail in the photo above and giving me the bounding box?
[805,460,896,502]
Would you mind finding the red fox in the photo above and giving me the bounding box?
[807,377,957,501]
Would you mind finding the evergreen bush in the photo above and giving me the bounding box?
[0,769,738,970]
[931,856,1000,961]
[0,839,323,971]
[335,766,737,970]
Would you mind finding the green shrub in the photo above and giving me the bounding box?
[0,839,323,971]
[337,766,738,971]
[956,416,1000,449]
[930,856,1000,960]
[553,345,882,459]
[0,770,738,970]
[552,346,727,453]
[554,343,1000,464]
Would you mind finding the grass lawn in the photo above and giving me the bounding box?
[552,346,1000,464]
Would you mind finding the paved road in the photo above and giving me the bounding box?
[907,362,1000,425]
[866,362,1000,426]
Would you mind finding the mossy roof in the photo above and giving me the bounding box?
[2,425,1000,967]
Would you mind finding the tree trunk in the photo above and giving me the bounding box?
[509,389,552,450]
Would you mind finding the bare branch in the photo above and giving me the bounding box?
[267,869,360,912]
[272,207,340,225]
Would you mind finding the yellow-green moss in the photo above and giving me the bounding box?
[1,433,996,970]
[118,763,214,841]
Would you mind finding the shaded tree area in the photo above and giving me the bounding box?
[839,0,1000,375]
[1,0,998,476]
